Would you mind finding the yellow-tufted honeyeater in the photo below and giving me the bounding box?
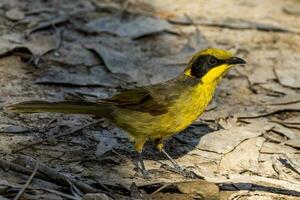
[8,48,246,178]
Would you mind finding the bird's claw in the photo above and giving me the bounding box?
[141,169,151,179]
[173,164,183,172]
[160,163,181,172]
[160,164,196,178]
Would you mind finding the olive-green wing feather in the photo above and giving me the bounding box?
[98,87,169,116]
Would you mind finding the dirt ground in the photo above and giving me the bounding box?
[0,0,300,199]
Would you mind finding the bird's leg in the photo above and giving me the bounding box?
[135,152,150,178]
[160,149,182,171]
[134,139,150,179]
[154,138,196,178]
[154,138,182,172]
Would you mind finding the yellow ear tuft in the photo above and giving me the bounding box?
[184,69,193,77]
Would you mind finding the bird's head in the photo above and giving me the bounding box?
[184,48,246,83]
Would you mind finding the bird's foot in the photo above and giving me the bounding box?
[180,168,197,179]
[161,163,182,172]
[134,164,152,179]
[173,163,183,172]
[134,152,151,179]
[134,161,151,179]
[140,168,151,179]
[159,149,196,178]
[160,164,196,178]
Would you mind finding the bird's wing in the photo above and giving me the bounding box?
[98,87,169,116]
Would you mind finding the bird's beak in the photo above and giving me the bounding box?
[227,57,246,65]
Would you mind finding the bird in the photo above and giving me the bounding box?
[7,48,246,178]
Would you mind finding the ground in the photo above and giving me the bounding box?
[0,0,300,199]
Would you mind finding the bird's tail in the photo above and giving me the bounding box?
[7,100,113,117]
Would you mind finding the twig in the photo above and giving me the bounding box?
[269,119,300,130]
[0,156,98,194]
[279,154,300,175]
[25,8,55,15]
[228,191,295,200]
[13,161,39,200]
[0,181,79,200]
[13,119,103,153]
[0,159,50,181]
[150,183,172,195]
[169,16,300,35]
[26,15,69,34]
[213,174,300,196]
[36,187,80,200]
[15,155,97,194]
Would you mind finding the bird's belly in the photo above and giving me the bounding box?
[112,97,210,141]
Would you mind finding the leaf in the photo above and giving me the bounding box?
[266,102,300,114]
[170,16,297,33]
[0,33,57,56]
[85,37,183,85]
[180,27,208,54]
[274,51,300,88]
[197,125,263,154]
[247,65,276,85]
[237,102,300,119]
[239,118,298,140]
[219,137,265,174]
[0,124,29,134]
[285,138,300,149]
[266,94,300,105]
[5,8,25,21]
[86,12,171,38]
[0,135,32,154]
[44,42,101,66]
[283,4,300,16]
[275,67,300,88]
[176,180,219,199]
[82,193,110,200]
[260,142,299,154]
[213,174,300,194]
[35,65,120,87]
[95,135,118,158]
[259,81,295,95]
[242,49,278,85]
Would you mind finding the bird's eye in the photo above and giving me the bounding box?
[208,56,217,65]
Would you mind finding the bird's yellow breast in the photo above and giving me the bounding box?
[158,82,217,136]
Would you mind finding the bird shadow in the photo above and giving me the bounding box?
[141,123,215,160]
